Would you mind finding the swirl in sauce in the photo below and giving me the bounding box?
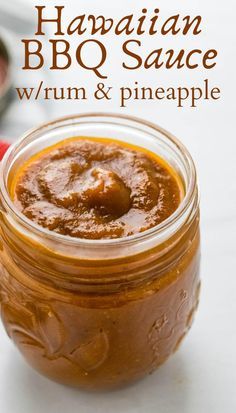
[11,138,183,239]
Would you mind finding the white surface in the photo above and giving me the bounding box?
[0,0,236,412]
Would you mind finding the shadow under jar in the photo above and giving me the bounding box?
[0,114,200,390]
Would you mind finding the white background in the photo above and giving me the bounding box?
[0,1,236,412]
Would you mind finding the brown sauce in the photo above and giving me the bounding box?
[11,138,183,239]
[0,132,200,390]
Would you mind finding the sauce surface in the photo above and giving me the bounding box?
[11,138,182,239]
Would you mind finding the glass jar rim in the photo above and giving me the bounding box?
[0,112,197,249]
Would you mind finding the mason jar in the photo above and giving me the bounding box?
[0,113,200,390]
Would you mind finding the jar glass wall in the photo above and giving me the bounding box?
[0,114,200,390]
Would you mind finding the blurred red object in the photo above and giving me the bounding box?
[0,141,10,160]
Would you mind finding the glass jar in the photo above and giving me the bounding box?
[0,113,200,390]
